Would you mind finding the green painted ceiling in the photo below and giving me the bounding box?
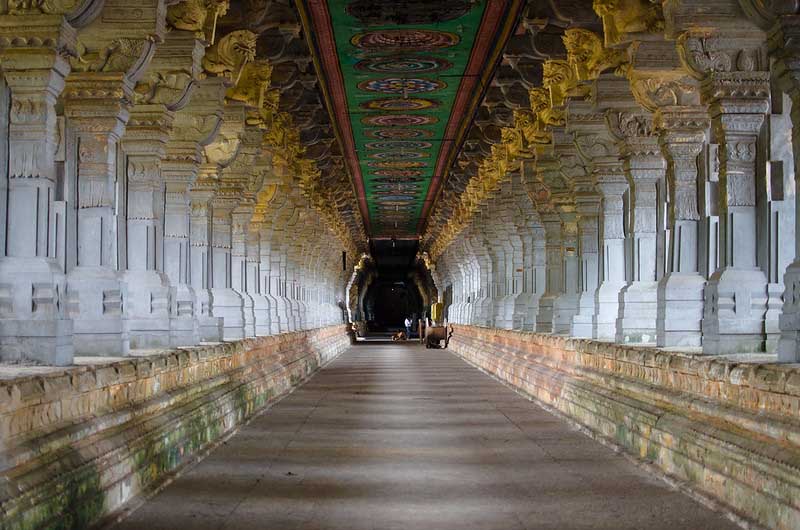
[327,1,487,236]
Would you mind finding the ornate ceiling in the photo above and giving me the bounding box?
[297,0,523,238]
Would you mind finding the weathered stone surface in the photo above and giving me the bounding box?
[450,324,800,530]
[0,325,349,530]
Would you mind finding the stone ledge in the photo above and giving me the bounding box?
[0,325,350,530]
[449,325,800,530]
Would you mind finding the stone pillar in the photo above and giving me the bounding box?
[0,19,75,364]
[162,155,200,346]
[702,73,770,354]
[63,78,130,355]
[553,213,580,335]
[615,125,664,344]
[121,107,175,349]
[189,176,222,342]
[655,109,709,348]
[536,214,562,333]
[231,206,256,338]
[259,226,281,335]
[248,219,271,336]
[745,5,800,361]
[571,195,601,337]
[209,189,246,340]
[593,177,628,340]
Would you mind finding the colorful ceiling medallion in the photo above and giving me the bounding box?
[367,160,427,168]
[361,114,438,127]
[376,201,417,208]
[373,183,423,190]
[368,151,429,160]
[357,77,446,95]
[345,1,473,26]
[370,173,425,181]
[365,141,432,150]
[365,129,433,139]
[359,97,439,111]
[351,29,460,51]
[354,56,453,74]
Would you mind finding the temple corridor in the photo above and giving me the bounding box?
[112,343,737,530]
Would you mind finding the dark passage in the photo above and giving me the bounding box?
[114,344,738,530]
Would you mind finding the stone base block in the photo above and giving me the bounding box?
[702,267,768,355]
[73,318,130,356]
[198,315,223,342]
[210,288,245,341]
[570,292,594,338]
[170,317,200,348]
[252,294,271,336]
[124,270,173,350]
[657,273,705,348]
[553,294,578,335]
[616,281,658,344]
[593,281,625,341]
[535,295,556,333]
[67,267,129,356]
[0,318,73,365]
[128,318,171,350]
[0,257,74,365]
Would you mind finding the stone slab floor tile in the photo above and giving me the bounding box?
[113,342,739,530]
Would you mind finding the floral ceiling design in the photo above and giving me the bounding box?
[299,0,522,237]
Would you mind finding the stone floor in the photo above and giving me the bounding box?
[112,342,739,530]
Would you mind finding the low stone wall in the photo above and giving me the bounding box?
[449,325,800,530]
[0,325,350,530]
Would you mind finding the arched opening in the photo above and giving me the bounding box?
[363,278,424,331]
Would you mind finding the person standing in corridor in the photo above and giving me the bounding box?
[404,317,412,339]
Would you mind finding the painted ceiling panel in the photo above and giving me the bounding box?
[298,0,522,238]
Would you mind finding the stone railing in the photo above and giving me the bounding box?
[449,325,800,530]
[0,325,350,530]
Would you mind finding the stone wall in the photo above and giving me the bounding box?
[449,324,800,530]
[0,326,350,530]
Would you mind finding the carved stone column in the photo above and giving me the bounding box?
[703,80,770,353]
[162,155,200,346]
[231,204,256,338]
[188,175,222,342]
[738,0,800,360]
[536,213,563,333]
[655,108,710,347]
[571,194,601,338]
[62,77,131,355]
[121,107,175,348]
[0,13,78,364]
[592,177,628,340]
[610,113,665,344]
[553,212,581,335]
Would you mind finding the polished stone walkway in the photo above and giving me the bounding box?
[114,343,738,530]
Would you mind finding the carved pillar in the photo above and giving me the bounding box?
[188,176,222,342]
[701,73,770,353]
[209,186,245,340]
[592,177,628,340]
[162,156,200,346]
[536,214,563,333]
[655,109,709,347]
[553,212,581,335]
[120,107,175,348]
[571,194,601,337]
[0,12,80,364]
[62,78,130,355]
[739,1,800,360]
[613,120,665,344]
[231,205,255,338]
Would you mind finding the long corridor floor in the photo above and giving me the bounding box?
[114,343,738,530]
